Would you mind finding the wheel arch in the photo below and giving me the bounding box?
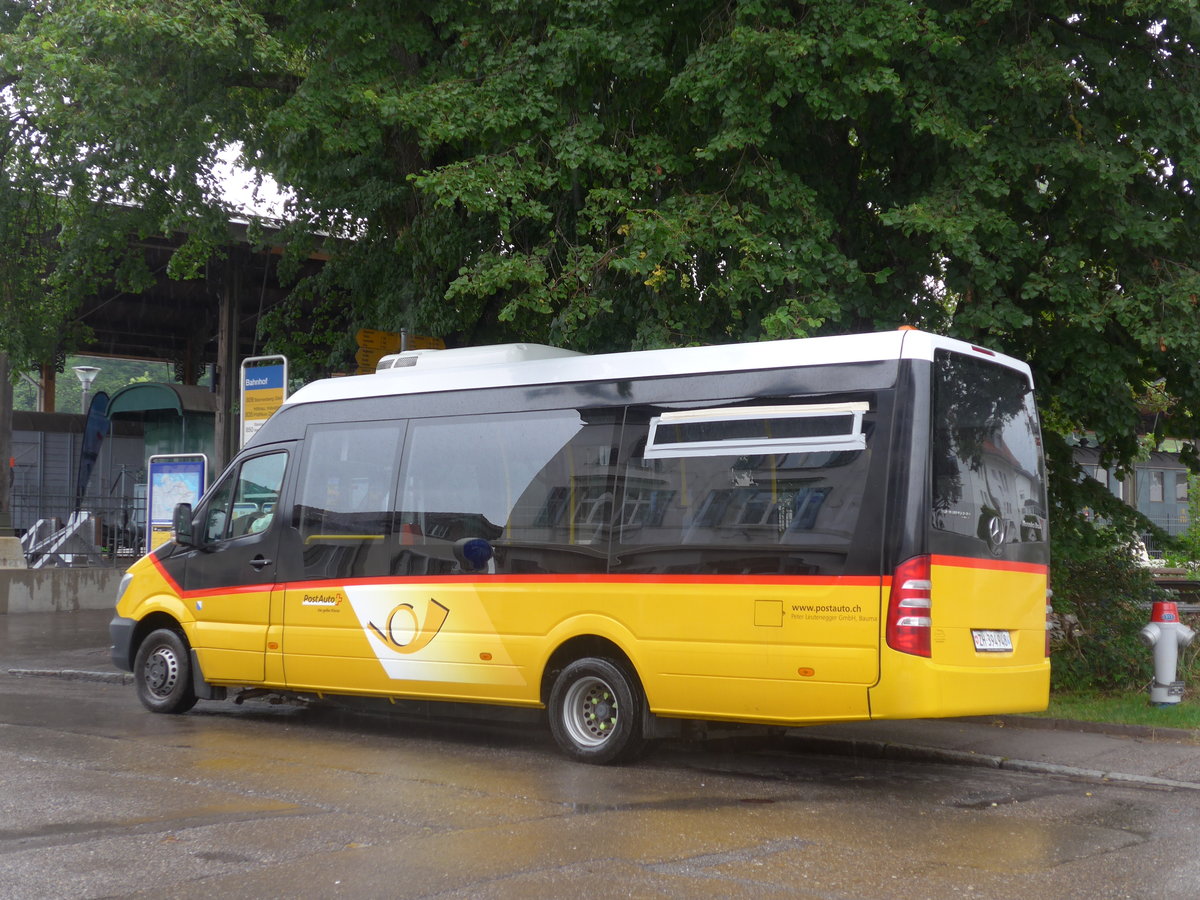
[123,610,190,671]
[539,633,643,708]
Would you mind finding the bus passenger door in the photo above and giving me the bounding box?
[182,450,289,684]
[281,421,407,692]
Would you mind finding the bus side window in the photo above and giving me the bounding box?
[202,452,288,543]
[397,409,620,576]
[613,401,878,576]
[293,422,404,579]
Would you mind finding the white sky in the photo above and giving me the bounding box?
[213,144,292,219]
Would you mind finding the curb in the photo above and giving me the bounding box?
[785,733,1200,792]
[978,714,1200,744]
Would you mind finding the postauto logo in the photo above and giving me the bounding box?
[368,598,450,655]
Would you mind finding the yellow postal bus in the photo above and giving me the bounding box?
[110,328,1050,764]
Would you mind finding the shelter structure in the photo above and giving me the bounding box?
[106,383,218,462]
[5,221,325,567]
[30,221,325,472]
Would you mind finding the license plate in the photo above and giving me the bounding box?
[972,629,1013,652]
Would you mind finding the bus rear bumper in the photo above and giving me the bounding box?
[868,660,1050,720]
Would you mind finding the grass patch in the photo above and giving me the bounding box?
[1025,690,1200,731]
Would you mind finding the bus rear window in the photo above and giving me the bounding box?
[932,351,1046,553]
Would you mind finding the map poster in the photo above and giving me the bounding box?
[147,454,207,553]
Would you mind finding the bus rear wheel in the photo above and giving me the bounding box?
[133,628,198,714]
[548,657,645,765]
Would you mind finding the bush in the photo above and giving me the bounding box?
[1049,536,1160,692]
[1045,436,1197,693]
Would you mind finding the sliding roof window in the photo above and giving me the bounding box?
[645,403,868,460]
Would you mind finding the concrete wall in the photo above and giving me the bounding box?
[1,567,123,614]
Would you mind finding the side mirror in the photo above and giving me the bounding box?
[173,502,196,547]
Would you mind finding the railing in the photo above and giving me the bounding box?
[1144,515,1190,537]
[10,491,145,565]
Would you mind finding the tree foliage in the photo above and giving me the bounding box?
[5,2,1200,498]
[1048,531,1161,691]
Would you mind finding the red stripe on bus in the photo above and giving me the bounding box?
[149,554,182,594]
[281,573,884,592]
[149,555,279,600]
[930,555,1048,575]
[152,555,1045,600]
[148,555,884,599]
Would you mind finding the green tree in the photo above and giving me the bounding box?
[4,1,1200,512]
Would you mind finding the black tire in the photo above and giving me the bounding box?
[133,628,198,714]
[548,657,646,765]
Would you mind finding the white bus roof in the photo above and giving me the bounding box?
[284,329,1032,408]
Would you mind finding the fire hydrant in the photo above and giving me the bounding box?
[1138,601,1196,706]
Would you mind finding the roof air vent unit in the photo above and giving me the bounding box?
[376,343,583,373]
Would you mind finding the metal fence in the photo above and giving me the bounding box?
[1145,515,1190,538]
[11,490,145,564]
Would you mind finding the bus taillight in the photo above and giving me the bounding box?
[887,556,932,657]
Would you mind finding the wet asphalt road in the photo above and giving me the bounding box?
[2,667,1199,899]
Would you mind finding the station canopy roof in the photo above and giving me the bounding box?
[72,222,325,370]
[107,383,218,417]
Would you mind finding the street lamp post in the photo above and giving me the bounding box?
[72,365,101,414]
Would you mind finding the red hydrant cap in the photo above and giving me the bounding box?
[1151,601,1179,623]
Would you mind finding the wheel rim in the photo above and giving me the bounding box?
[561,675,620,748]
[143,644,181,699]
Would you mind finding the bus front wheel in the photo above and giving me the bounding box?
[133,628,198,714]
[548,657,646,765]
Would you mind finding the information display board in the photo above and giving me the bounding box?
[146,454,207,553]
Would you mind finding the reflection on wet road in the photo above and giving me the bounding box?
[1,675,1197,899]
